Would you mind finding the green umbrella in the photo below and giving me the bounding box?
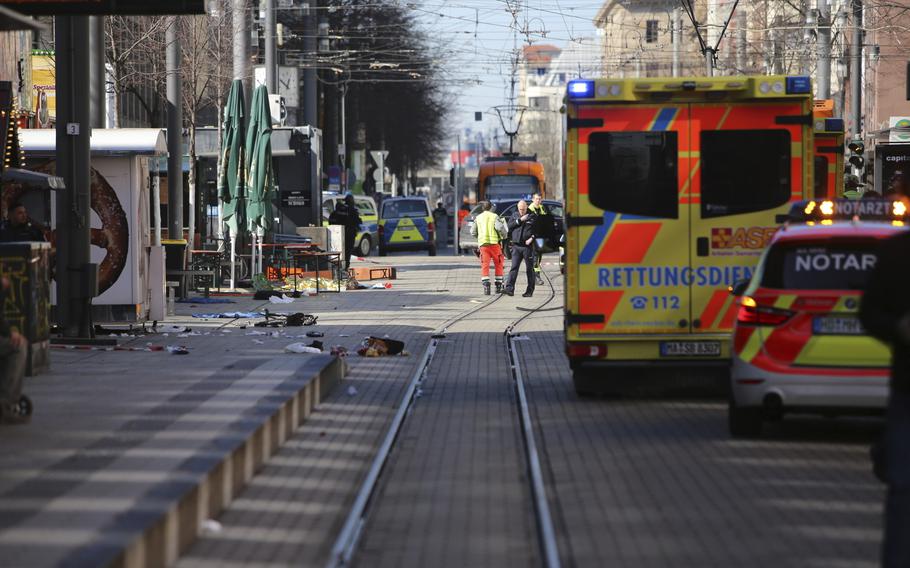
[244,85,275,276]
[245,85,274,235]
[217,79,246,287]
[218,78,246,237]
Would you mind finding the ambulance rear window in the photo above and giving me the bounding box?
[761,241,880,290]
[587,131,678,219]
[701,129,791,218]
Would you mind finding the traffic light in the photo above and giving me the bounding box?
[848,139,865,171]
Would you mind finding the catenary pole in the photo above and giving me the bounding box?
[166,18,183,244]
[850,0,863,139]
[817,0,831,99]
[265,0,276,94]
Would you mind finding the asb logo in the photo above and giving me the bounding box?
[711,227,777,250]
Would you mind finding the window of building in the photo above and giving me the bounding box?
[700,130,792,218]
[646,20,658,43]
[588,131,679,219]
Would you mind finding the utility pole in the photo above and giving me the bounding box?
[265,0,276,94]
[453,134,461,256]
[802,8,817,75]
[166,18,183,244]
[736,9,747,72]
[233,0,251,96]
[88,16,105,128]
[55,16,93,338]
[304,0,317,127]
[849,0,863,140]
[672,9,681,77]
[817,0,831,99]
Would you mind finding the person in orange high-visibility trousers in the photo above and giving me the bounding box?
[470,201,505,295]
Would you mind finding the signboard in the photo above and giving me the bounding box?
[874,143,910,194]
[0,0,207,15]
[890,117,910,143]
[31,53,55,127]
[281,190,310,208]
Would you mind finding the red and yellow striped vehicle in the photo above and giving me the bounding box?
[563,75,815,395]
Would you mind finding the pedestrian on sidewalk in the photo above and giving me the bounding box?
[470,201,505,295]
[503,200,537,297]
[0,274,28,424]
[328,194,361,270]
[859,212,910,568]
[528,193,548,286]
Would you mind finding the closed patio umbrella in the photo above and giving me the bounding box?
[217,78,246,289]
[244,85,275,276]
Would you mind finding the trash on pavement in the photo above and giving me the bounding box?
[285,342,322,354]
[166,345,190,355]
[370,282,393,289]
[357,336,405,357]
[177,297,235,304]
[346,385,358,396]
[255,311,318,328]
[308,340,324,351]
[192,311,263,319]
[305,331,324,337]
[268,294,295,304]
[331,345,349,357]
[159,325,187,333]
[252,339,265,344]
[200,519,223,535]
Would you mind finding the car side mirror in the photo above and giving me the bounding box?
[729,279,749,297]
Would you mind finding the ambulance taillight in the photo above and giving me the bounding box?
[566,343,607,358]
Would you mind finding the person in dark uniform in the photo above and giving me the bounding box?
[503,200,537,297]
[328,194,361,270]
[859,196,910,568]
[0,203,45,242]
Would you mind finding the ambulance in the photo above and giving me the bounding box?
[563,75,814,394]
[812,100,845,199]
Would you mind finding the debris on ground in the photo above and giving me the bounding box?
[254,311,318,328]
[192,311,263,319]
[166,345,190,355]
[330,345,349,357]
[305,331,324,337]
[307,340,324,351]
[158,325,188,333]
[268,294,295,304]
[346,385,358,396]
[370,282,393,289]
[357,336,405,357]
[200,519,223,535]
[284,342,322,354]
[177,297,235,304]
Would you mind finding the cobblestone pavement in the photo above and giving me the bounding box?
[514,267,885,568]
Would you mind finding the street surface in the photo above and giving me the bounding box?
[0,250,885,567]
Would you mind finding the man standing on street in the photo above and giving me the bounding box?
[859,207,910,568]
[470,201,504,295]
[503,200,537,298]
[528,193,548,286]
[328,194,361,270]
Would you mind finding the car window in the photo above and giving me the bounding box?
[701,129,791,218]
[588,131,679,219]
[760,240,880,291]
[355,198,376,215]
[382,200,429,218]
[485,175,539,200]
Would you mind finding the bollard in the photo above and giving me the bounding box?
[166,281,178,316]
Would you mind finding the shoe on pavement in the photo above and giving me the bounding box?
[483,284,491,296]
[0,402,29,425]
[502,289,514,296]
[522,291,533,298]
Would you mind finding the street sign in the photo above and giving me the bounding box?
[370,150,389,165]
[0,0,207,14]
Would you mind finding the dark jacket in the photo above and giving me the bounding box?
[859,231,910,392]
[507,210,537,247]
[0,221,45,243]
[328,203,361,238]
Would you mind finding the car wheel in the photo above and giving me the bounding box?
[358,235,372,257]
[428,243,437,256]
[728,400,763,438]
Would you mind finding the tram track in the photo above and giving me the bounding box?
[325,266,562,568]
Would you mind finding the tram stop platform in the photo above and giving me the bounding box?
[0,323,344,567]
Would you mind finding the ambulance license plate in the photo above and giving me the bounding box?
[813,316,864,335]
[660,341,721,357]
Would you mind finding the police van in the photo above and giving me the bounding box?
[563,75,815,394]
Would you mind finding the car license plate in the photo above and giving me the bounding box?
[659,341,721,357]
[399,226,414,231]
[813,316,864,335]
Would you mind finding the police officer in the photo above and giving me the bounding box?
[860,193,910,567]
[470,201,505,295]
[328,194,361,270]
[503,200,537,297]
[528,193,547,285]
[0,203,45,242]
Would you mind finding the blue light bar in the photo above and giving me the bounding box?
[824,118,845,132]
[568,80,594,98]
[785,76,812,94]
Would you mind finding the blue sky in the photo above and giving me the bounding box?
[412,1,603,133]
